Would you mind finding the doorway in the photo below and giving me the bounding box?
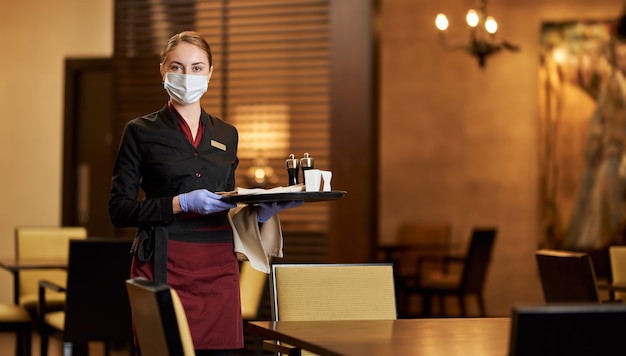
[62,58,115,237]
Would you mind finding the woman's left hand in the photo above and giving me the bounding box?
[257,201,304,223]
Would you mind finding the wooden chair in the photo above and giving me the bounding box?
[240,260,269,321]
[0,303,32,356]
[14,226,87,318]
[383,222,451,317]
[535,249,601,303]
[509,304,626,356]
[240,260,271,355]
[265,263,396,355]
[403,227,497,317]
[38,238,134,356]
[125,277,195,356]
[609,245,626,302]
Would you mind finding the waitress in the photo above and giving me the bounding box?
[108,31,300,355]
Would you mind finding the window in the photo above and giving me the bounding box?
[114,0,331,234]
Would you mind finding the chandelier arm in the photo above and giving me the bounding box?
[438,33,473,52]
[434,0,520,67]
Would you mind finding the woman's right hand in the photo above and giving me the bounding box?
[178,189,237,214]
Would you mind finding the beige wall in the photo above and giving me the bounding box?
[379,0,623,315]
[0,0,621,316]
[0,0,113,303]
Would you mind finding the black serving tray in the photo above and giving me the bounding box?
[221,190,347,204]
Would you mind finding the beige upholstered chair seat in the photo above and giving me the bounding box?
[0,303,32,356]
[0,304,31,323]
[42,311,65,331]
[15,226,87,317]
[20,293,66,318]
[240,259,270,320]
[609,246,626,303]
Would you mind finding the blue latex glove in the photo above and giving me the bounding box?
[179,189,237,214]
[257,201,304,223]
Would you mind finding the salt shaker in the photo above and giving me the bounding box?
[300,152,314,184]
[285,153,299,186]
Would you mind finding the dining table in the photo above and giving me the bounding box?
[597,280,626,293]
[0,258,67,304]
[246,317,511,356]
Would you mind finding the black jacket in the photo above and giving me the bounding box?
[108,105,239,229]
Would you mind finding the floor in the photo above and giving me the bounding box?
[0,332,131,356]
[0,330,267,355]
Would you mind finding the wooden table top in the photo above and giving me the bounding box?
[247,317,511,356]
[0,258,67,271]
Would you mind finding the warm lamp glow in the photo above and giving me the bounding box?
[552,48,567,64]
[485,16,497,34]
[233,104,290,159]
[435,13,449,31]
[466,9,479,28]
[434,0,519,68]
[232,104,290,186]
[254,168,265,180]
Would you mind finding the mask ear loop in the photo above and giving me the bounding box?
[159,63,166,84]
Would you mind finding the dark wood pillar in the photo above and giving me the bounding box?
[328,0,379,262]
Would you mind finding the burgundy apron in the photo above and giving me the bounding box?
[131,239,243,350]
[129,104,243,350]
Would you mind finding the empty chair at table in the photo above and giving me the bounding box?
[535,249,600,303]
[266,263,397,355]
[386,221,451,317]
[0,303,32,356]
[14,226,87,318]
[38,237,134,356]
[609,245,626,302]
[509,303,626,356]
[125,277,195,356]
[270,263,397,321]
[403,227,497,317]
[240,259,270,321]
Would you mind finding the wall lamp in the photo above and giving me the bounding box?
[435,0,520,68]
[232,104,290,187]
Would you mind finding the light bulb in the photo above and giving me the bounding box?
[466,9,479,28]
[435,13,449,31]
[485,16,498,34]
[254,168,266,180]
[552,48,567,64]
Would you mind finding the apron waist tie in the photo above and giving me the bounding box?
[132,213,234,284]
[154,226,168,283]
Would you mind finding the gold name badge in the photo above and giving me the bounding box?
[211,140,226,151]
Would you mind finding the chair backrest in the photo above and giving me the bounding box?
[509,303,626,356]
[535,249,599,303]
[270,263,397,322]
[62,238,134,343]
[396,222,451,247]
[125,278,195,356]
[394,222,451,276]
[609,245,626,302]
[459,228,497,293]
[15,226,87,303]
[240,260,269,320]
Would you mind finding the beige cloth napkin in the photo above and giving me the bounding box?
[228,205,283,274]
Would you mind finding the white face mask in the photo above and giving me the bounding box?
[163,72,209,104]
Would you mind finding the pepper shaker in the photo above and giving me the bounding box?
[286,153,299,186]
[300,152,314,184]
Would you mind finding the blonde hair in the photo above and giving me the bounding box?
[160,31,212,66]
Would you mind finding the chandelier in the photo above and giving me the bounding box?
[435,0,519,68]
